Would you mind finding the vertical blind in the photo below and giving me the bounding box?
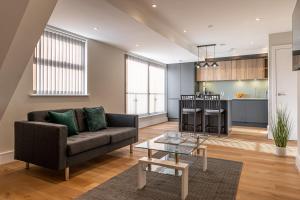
[33,27,87,95]
[126,55,166,115]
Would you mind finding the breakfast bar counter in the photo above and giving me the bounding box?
[179,99,232,135]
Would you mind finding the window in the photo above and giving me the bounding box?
[126,55,166,115]
[33,26,87,95]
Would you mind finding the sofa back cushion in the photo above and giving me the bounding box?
[74,109,88,132]
[48,110,79,136]
[28,108,88,132]
[83,107,107,131]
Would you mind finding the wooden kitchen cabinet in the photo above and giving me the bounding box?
[246,58,267,80]
[214,61,232,80]
[235,59,247,80]
[207,67,214,81]
[231,60,237,80]
[197,66,214,81]
[256,58,267,79]
[196,57,268,82]
[213,63,222,80]
[246,59,257,80]
[293,54,300,67]
[224,61,232,80]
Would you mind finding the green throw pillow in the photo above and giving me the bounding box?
[48,110,79,136]
[83,107,107,131]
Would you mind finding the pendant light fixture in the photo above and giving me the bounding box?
[196,44,219,68]
[211,44,219,67]
[196,46,201,69]
[202,46,209,68]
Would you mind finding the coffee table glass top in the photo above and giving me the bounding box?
[135,131,208,155]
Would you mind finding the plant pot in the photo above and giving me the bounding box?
[275,146,287,157]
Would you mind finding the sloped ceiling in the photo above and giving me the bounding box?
[49,0,297,63]
[0,0,57,121]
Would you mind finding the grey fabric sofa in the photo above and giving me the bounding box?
[14,108,138,180]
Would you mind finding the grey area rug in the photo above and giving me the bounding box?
[77,152,243,200]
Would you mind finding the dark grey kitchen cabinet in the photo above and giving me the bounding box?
[167,64,180,99]
[167,99,179,119]
[231,100,246,122]
[167,62,195,119]
[180,63,195,95]
[231,99,268,127]
[245,100,268,124]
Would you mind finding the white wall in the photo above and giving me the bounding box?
[268,32,293,130]
[0,39,126,163]
[268,32,300,170]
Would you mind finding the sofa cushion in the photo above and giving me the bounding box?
[28,109,70,122]
[67,132,110,156]
[74,109,88,132]
[102,127,136,143]
[83,107,107,131]
[48,110,79,136]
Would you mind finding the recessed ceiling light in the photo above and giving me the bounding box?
[183,30,187,33]
[93,27,99,31]
[152,4,157,8]
[255,17,263,21]
[135,44,140,47]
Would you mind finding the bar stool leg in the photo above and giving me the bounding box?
[193,112,196,133]
[218,113,221,137]
[203,114,206,135]
[180,105,183,132]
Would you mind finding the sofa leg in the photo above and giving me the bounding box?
[25,162,29,169]
[130,144,133,154]
[65,167,69,181]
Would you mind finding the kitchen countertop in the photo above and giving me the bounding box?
[182,98,268,101]
[195,98,231,101]
[232,98,268,100]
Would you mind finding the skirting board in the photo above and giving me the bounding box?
[0,150,14,165]
[296,154,300,172]
[139,114,168,128]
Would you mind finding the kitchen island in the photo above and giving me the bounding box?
[179,99,232,135]
[231,98,268,127]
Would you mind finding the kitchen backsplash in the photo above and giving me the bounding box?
[198,80,268,99]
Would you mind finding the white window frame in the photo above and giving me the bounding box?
[32,26,88,96]
[125,55,166,116]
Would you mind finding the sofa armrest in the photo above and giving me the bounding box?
[14,121,68,170]
[106,113,138,128]
[106,113,139,142]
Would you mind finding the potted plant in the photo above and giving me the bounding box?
[271,107,292,156]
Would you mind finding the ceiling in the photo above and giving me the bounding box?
[48,0,297,64]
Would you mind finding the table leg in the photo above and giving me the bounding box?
[138,161,146,189]
[196,137,200,155]
[181,166,189,200]
[147,149,152,171]
[203,148,207,172]
[175,153,179,164]
[175,153,179,176]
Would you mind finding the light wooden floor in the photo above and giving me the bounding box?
[0,122,300,200]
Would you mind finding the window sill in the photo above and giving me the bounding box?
[138,112,167,119]
[29,93,90,97]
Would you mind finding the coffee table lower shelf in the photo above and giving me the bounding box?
[138,157,189,200]
[137,145,207,200]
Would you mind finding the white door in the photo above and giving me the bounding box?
[270,45,297,140]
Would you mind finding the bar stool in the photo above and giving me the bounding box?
[203,94,224,137]
[180,95,202,133]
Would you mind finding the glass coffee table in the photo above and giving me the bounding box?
[135,131,209,200]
